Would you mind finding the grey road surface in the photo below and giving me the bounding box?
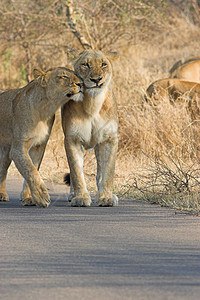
[1,175,200,300]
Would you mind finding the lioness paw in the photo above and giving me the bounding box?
[32,184,50,208]
[0,192,9,201]
[21,197,36,206]
[97,194,118,207]
[71,195,91,207]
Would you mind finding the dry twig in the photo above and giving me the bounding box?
[64,0,92,49]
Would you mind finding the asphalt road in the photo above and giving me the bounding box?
[1,175,200,300]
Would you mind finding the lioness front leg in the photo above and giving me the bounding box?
[64,138,91,207]
[95,137,118,207]
[20,142,48,206]
[11,142,50,207]
[0,145,12,201]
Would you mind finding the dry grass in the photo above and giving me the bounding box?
[3,1,200,213]
[119,153,200,214]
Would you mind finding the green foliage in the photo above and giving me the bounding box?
[19,64,28,86]
[2,49,12,72]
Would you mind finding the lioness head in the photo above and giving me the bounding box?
[68,49,118,94]
[33,67,83,103]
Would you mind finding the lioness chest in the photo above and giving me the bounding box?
[65,87,118,149]
[69,114,118,150]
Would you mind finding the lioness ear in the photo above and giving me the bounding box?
[105,52,119,62]
[66,49,80,63]
[33,69,47,87]
[65,64,74,71]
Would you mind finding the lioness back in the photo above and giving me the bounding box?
[169,56,200,74]
[170,60,200,83]
[146,78,200,119]
[147,78,200,97]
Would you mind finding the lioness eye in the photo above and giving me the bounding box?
[62,75,69,79]
[102,62,107,68]
[81,63,90,68]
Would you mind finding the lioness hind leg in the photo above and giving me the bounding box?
[0,146,11,202]
[20,181,34,206]
[20,115,54,207]
[94,146,102,190]
[64,173,74,202]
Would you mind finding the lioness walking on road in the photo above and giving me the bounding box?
[62,49,119,207]
[0,67,83,207]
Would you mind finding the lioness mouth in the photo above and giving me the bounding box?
[67,93,74,97]
[67,90,82,97]
[89,83,104,89]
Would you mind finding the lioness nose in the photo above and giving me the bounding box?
[90,77,103,84]
[75,82,83,88]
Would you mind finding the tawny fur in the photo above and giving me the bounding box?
[170,59,200,83]
[0,67,83,207]
[146,78,200,119]
[62,49,119,207]
[169,56,200,74]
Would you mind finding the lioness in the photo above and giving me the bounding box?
[169,56,200,74]
[146,78,200,119]
[62,49,119,207]
[170,60,200,83]
[146,78,200,101]
[0,67,83,207]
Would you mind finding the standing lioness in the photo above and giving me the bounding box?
[0,67,83,207]
[62,49,119,207]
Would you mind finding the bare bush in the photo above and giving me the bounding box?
[120,153,200,214]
